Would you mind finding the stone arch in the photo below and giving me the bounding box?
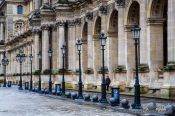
[82,22,88,41]
[108,9,118,33]
[127,1,140,25]
[148,0,166,18]
[126,1,140,63]
[81,22,88,73]
[148,0,168,66]
[107,9,118,79]
[92,16,102,84]
[147,0,168,87]
[93,16,101,35]
[124,1,141,85]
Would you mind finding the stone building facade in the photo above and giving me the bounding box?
[0,0,175,99]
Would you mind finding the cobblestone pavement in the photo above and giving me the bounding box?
[0,87,134,116]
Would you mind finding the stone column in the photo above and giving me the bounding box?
[118,6,125,66]
[75,23,81,70]
[34,0,39,9]
[43,0,48,4]
[68,21,76,70]
[168,0,175,63]
[41,24,50,71]
[27,45,31,73]
[87,22,93,68]
[0,53,3,74]
[14,50,17,74]
[125,25,135,86]
[57,22,65,69]
[9,52,12,75]
[51,24,58,70]
[12,51,14,75]
[140,0,148,64]
[147,18,164,86]
[33,29,40,71]
[24,46,27,73]
[0,23,4,41]
[81,40,88,73]
[107,32,118,76]
[93,34,100,76]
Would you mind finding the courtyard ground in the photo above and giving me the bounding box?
[0,87,133,116]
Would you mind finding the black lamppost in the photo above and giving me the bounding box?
[99,32,108,103]
[131,23,141,109]
[16,49,26,90]
[76,39,83,99]
[2,52,9,87]
[37,52,42,92]
[48,48,52,94]
[61,44,66,96]
[29,53,33,91]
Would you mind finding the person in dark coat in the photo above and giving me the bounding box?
[106,76,111,91]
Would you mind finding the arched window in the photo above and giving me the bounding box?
[17,5,23,14]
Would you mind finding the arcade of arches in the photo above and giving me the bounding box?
[2,0,175,99]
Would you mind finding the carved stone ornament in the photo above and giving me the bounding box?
[86,12,93,21]
[41,24,50,30]
[67,20,75,27]
[32,29,41,34]
[115,0,125,7]
[99,4,107,15]
[50,23,57,30]
[56,21,66,27]
[74,18,81,25]
[33,10,41,18]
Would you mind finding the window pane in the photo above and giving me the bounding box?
[17,5,23,14]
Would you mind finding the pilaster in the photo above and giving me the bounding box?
[147,18,165,87]
[41,24,50,71]
[124,25,135,86]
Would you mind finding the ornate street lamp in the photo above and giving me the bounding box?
[61,44,66,96]
[37,52,42,92]
[29,53,33,91]
[131,23,141,109]
[2,52,9,87]
[99,32,108,103]
[16,49,26,90]
[76,39,83,99]
[48,48,52,94]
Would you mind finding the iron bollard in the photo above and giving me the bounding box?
[55,84,61,96]
[24,82,29,90]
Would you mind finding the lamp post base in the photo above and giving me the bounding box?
[100,82,108,103]
[61,82,65,97]
[77,82,83,99]
[3,84,6,87]
[99,98,108,103]
[49,81,52,94]
[131,103,142,109]
[18,87,23,90]
[77,95,84,99]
